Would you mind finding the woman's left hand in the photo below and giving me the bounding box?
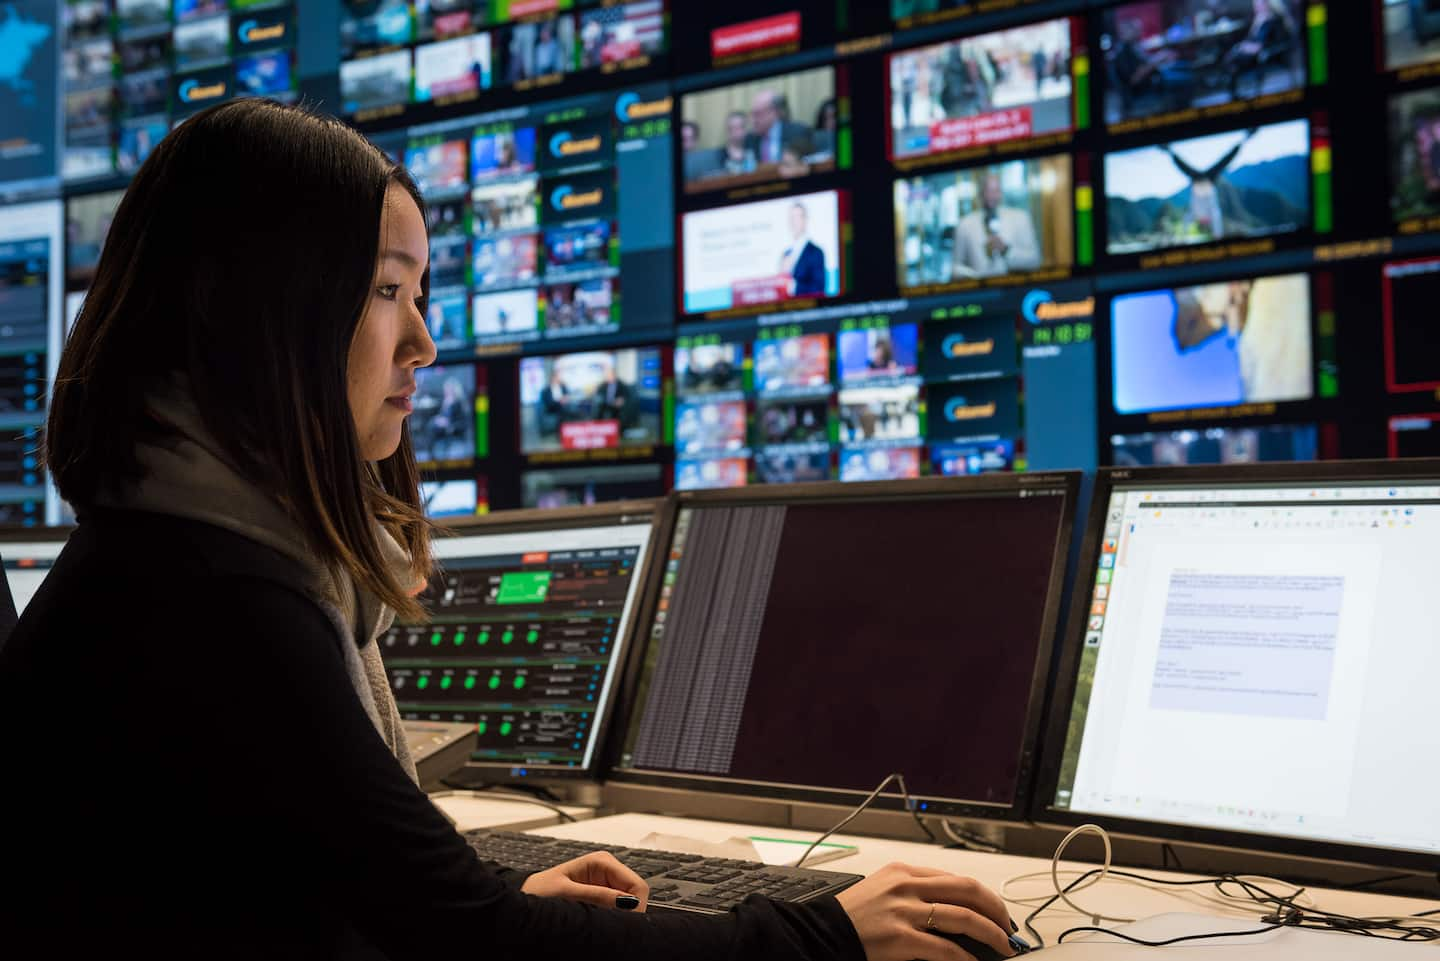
[521,851,649,912]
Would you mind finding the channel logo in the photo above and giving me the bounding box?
[943,396,998,422]
[615,91,672,124]
[1022,289,1094,325]
[940,333,995,359]
[179,77,228,103]
[237,19,287,45]
[549,130,603,159]
[550,184,605,212]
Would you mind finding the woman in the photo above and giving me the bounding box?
[0,100,1016,960]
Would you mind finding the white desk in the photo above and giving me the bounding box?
[526,813,1439,950]
[429,792,594,833]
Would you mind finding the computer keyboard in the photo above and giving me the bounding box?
[463,829,864,914]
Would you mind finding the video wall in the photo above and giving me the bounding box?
[2,0,1438,521]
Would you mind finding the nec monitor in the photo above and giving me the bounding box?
[378,502,659,779]
[1036,460,1440,870]
[611,473,1079,820]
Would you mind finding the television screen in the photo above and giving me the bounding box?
[421,478,484,518]
[501,15,576,84]
[675,458,749,490]
[1382,258,1440,391]
[416,0,476,44]
[921,313,1018,380]
[233,6,294,55]
[1100,1,1306,126]
[756,396,829,447]
[1111,272,1313,415]
[471,177,539,233]
[895,155,1073,286]
[518,348,664,454]
[837,324,920,383]
[428,231,468,289]
[676,341,745,395]
[117,0,169,32]
[543,220,612,276]
[1110,424,1319,466]
[472,287,539,340]
[542,277,615,332]
[837,385,922,444]
[341,49,412,115]
[675,399,749,457]
[755,449,829,484]
[235,51,295,98]
[65,189,123,288]
[1105,118,1310,255]
[1389,87,1440,224]
[471,125,538,180]
[473,233,539,289]
[174,16,230,69]
[839,446,922,482]
[520,463,665,508]
[1390,415,1440,458]
[412,362,479,468]
[405,138,468,197]
[753,333,830,394]
[681,190,845,313]
[926,378,1021,441]
[175,0,227,22]
[414,33,492,102]
[1382,0,1440,72]
[341,0,414,57]
[578,1,667,68]
[681,65,837,194]
[931,439,1014,475]
[425,287,470,351]
[889,17,1073,159]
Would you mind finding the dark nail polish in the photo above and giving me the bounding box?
[1008,934,1031,955]
[1010,918,1019,933]
[615,894,641,910]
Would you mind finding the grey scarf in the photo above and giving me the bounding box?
[96,384,419,782]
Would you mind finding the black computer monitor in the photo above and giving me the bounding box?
[609,474,1080,821]
[378,501,660,780]
[1035,460,1440,871]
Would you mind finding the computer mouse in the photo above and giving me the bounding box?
[932,931,1032,961]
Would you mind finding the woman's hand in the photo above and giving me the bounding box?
[836,863,1015,961]
[520,851,649,912]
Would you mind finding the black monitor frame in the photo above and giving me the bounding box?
[406,500,662,783]
[605,472,1081,823]
[1032,458,1440,872]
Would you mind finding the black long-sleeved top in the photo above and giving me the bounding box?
[0,510,866,961]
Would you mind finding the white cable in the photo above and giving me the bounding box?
[1049,823,1134,924]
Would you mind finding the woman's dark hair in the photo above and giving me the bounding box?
[47,98,433,619]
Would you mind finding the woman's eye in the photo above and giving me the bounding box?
[377,284,400,300]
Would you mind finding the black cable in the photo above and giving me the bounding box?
[1057,923,1281,947]
[795,772,937,867]
[1160,843,1183,871]
[1337,873,1415,890]
[437,780,578,823]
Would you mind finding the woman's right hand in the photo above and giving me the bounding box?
[834,863,1015,961]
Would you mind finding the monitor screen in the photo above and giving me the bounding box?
[1382,258,1440,392]
[1111,272,1313,415]
[888,17,1074,160]
[1100,1,1306,126]
[681,64,839,194]
[615,477,1075,815]
[1382,0,1440,72]
[894,154,1073,287]
[1105,119,1311,256]
[676,457,749,491]
[1045,467,1440,865]
[411,362,484,469]
[681,190,846,313]
[837,324,919,384]
[520,465,665,509]
[1390,415,1440,459]
[420,477,487,519]
[0,537,67,616]
[518,348,664,454]
[381,510,657,773]
[1111,425,1319,466]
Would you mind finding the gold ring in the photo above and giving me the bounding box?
[925,902,937,931]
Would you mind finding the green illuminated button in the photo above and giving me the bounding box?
[496,571,552,605]
[417,676,429,690]
[499,721,513,736]
[430,632,442,646]
[464,676,477,690]
[501,630,514,645]
[488,675,501,690]
[440,676,452,690]
[526,629,539,644]
[513,676,526,690]
[477,721,487,735]
[478,631,490,645]
[454,632,466,646]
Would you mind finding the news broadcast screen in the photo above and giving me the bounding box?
[500,14,576,85]
[676,340,745,395]
[1382,0,1440,72]
[753,332,831,394]
[472,288,539,341]
[1389,87,1440,225]
[837,324,920,383]
[1382,258,1440,392]
[839,446,922,482]
[65,189,122,288]
[1110,425,1318,466]
[472,178,539,232]
[755,449,829,484]
[414,32,492,102]
[675,399,749,457]
[1104,118,1311,256]
[1110,272,1313,415]
[681,65,839,194]
[578,1,667,68]
[888,17,1073,160]
[757,396,830,447]
[922,313,1018,380]
[518,348,663,454]
[405,137,468,197]
[542,277,616,332]
[837,385,922,445]
[931,439,1014,475]
[681,190,845,313]
[341,1,413,57]
[425,287,470,351]
[521,463,665,509]
[1100,0,1306,126]
[675,458,749,491]
[340,49,411,115]
[421,477,485,518]
[412,362,481,469]
[895,155,1073,286]
[472,124,538,179]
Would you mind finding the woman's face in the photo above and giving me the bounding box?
[348,183,436,461]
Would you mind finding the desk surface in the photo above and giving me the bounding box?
[527,813,1439,950]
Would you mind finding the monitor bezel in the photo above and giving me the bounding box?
[1032,458,1440,872]
[411,500,662,783]
[605,472,1081,823]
